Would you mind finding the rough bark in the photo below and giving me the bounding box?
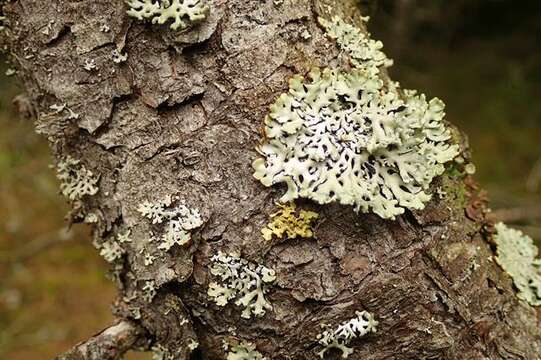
[2,0,541,359]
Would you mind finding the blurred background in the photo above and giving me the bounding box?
[0,0,540,358]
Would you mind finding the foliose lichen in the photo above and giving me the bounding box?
[261,202,319,241]
[142,279,157,303]
[207,252,276,319]
[252,65,459,219]
[226,341,266,360]
[126,0,209,31]
[112,49,128,64]
[493,222,541,306]
[317,310,378,358]
[99,240,124,263]
[137,195,203,251]
[318,16,393,75]
[55,156,99,200]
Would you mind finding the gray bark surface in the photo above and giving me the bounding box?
[1,0,541,358]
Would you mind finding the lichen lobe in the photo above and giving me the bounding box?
[494,222,541,306]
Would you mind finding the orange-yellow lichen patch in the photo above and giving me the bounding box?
[261,203,318,241]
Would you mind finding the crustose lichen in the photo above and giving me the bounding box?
[261,202,319,241]
[317,310,378,358]
[207,252,276,319]
[126,0,209,31]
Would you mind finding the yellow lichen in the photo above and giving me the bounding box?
[261,203,318,241]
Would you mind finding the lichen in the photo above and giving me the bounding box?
[50,103,80,120]
[151,344,173,360]
[493,222,541,306]
[226,341,266,360]
[261,202,318,241]
[317,310,378,358]
[99,240,124,263]
[117,229,132,243]
[188,339,199,351]
[319,16,393,75]
[126,0,209,31]
[142,280,157,303]
[143,252,156,266]
[55,156,99,200]
[112,49,128,64]
[83,58,98,72]
[253,67,459,219]
[208,252,276,319]
[138,195,203,251]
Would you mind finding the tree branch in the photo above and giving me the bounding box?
[55,320,146,360]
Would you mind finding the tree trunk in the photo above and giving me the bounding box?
[2,0,540,359]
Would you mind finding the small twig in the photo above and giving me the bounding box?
[55,320,146,360]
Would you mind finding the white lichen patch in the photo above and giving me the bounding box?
[317,310,378,358]
[55,156,99,200]
[494,222,541,306]
[112,49,128,63]
[227,341,266,360]
[253,67,459,219]
[319,16,393,75]
[151,344,173,360]
[83,58,98,72]
[188,339,199,351]
[126,0,209,31]
[142,280,157,302]
[50,103,80,120]
[208,252,276,319]
[117,229,132,243]
[138,195,203,251]
[143,252,156,266]
[99,240,124,263]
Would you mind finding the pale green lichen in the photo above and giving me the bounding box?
[253,67,459,219]
[187,339,199,351]
[126,0,209,31]
[262,202,319,241]
[142,280,157,302]
[55,156,99,200]
[494,222,541,306]
[317,310,378,358]
[50,103,80,120]
[83,58,98,72]
[226,341,266,360]
[117,229,132,243]
[112,49,128,64]
[99,240,124,263]
[208,252,276,319]
[138,195,203,251]
[319,16,393,75]
[151,345,171,360]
